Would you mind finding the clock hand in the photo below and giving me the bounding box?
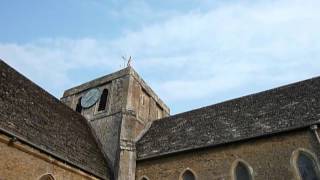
[87,95,94,102]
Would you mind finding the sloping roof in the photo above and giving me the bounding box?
[137,75,320,160]
[0,60,110,179]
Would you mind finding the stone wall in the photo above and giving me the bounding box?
[127,71,170,123]
[136,129,320,180]
[0,133,99,180]
[60,67,170,180]
[61,73,130,171]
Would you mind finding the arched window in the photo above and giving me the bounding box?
[139,176,149,180]
[232,160,253,180]
[181,169,196,180]
[98,89,108,111]
[39,174,55,180]
[296,151,320,180]
[75,97,82,113]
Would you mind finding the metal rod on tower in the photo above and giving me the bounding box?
[127,56,132,67]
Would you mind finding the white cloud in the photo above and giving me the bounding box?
[1,0,320,113]
[0,39,121,96]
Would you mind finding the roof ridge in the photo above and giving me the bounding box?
[152,75,320,124]
[137,74,320,159]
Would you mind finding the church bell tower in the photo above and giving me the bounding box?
[60,67,170,180]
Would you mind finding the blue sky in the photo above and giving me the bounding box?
[1,0,320,114]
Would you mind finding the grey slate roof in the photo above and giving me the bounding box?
[137,75,320,160]
[0,60,110,179]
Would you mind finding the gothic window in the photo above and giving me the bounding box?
[75,97,82,113]
[181,169,196,180]
[140,176,149,180]
[98,89,108,111]
[39,174,55,180]
[296,151,320,180]
[233,160,253,180]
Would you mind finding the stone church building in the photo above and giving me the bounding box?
[1,59,320,180]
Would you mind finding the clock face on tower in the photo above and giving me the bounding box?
[81,88,101,108]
